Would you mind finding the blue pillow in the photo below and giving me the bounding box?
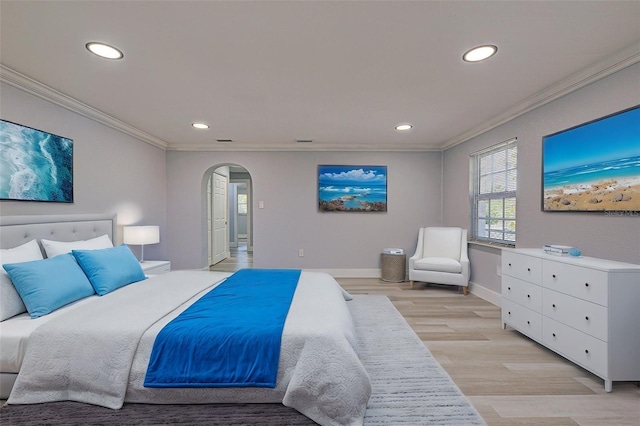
[3,253,96,318]
[72,244,146,295]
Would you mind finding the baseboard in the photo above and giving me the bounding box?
[469,281,501,307]
[304,268,382,278]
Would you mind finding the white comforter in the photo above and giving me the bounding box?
[8,270,371,426]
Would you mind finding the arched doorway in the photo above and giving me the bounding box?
[206,164,253,268]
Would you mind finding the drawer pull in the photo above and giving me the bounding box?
[585,283,590,287]
[585,349,589,354]
[508,311,511,315]
[508,263,512,267]
[527,294,530,298]
[527,268,531,272]
[552,304,556,308]
[508,287,511,291]
[527,320,530,325]
[552,333,556,337]
[585,316,589,321]
[552,274,556,278]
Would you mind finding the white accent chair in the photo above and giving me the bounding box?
[408,227,470,295]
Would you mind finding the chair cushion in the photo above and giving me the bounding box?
[414,257,462,273]
[422,227,462,261]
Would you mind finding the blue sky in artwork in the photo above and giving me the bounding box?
[318,165,387,186]
[543,106,640,173]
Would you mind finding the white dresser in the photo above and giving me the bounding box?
[501,248,640,392]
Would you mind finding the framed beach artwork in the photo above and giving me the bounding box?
[542,105,640,212]
[318,165,387,212]
[0,119,74,203]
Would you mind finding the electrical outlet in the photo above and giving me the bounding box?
[298,249,304,257]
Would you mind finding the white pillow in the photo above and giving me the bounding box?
[41,234,114,258]
[0,239,44,321]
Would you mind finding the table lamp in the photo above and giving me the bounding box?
[123,225,159,262]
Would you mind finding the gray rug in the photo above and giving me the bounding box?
[1,295,485,425]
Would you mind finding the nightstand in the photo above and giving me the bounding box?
[141,260,171,275]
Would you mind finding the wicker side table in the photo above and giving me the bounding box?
[380,253,406,282]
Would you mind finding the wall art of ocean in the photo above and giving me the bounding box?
[543,155,640,190]
[0,120,73,202]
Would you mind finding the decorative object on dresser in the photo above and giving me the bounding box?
[123,225,160,262]
[501,248,640,392]
[408,227,470,295]
[140,260,171,275]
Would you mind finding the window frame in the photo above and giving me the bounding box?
[237,193,248,215]
[469,138,517,246]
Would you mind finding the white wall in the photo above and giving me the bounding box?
[443,63,640,295]
[166,151,442,271]
[0,82,168,261]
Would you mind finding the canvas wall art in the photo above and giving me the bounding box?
[0,119,74,203]
[318,165,387,212]
[542,105,639,212]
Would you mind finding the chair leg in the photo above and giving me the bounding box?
[462,286,468,296]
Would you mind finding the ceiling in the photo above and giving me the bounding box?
[1,1,639,152]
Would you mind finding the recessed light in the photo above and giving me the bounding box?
[85,42,124,60]
[463,45,497,62]
[395,123,413,131]
[192,123,209,129]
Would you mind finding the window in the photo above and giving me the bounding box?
[470,138,517,245]
[237,193,248,215]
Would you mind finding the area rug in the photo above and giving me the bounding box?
[1,295,485,425]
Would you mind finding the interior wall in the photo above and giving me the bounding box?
[166,151,442,271]
[0,82,168,261]
[443,63,640,295]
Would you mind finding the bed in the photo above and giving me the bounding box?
[0,214,371,426]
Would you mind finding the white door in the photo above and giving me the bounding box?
[212,172,229,265]
[207,176,213,265]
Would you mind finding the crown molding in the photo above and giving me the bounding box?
[166,142,441,152]
[441,42,640,150]
[0,65,169,150]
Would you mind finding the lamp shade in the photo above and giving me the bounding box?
[123,226,160,245]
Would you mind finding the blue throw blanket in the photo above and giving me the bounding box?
[144,269,301,388]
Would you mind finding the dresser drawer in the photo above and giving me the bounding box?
[503,276,542,313]
[502,251,543,284]
[542,260,608,306]
[543,317,607,377]
[502,299,542,342]
[542,288,608,341]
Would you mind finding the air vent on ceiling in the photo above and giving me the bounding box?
[296,139,313,143]
[216,139,233,143]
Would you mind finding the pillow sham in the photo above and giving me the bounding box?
[3,253,95,319]
[41,234,113,258]
[73,244,146,296]
[0,239,44,321]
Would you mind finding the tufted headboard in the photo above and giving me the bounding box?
[0,214,117,256]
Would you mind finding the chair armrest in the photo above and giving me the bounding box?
[410,228,425,260]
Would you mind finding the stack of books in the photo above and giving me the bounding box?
[543,245,572,256]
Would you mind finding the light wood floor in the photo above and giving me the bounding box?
[338,278,640,426]
[212,253,640,424]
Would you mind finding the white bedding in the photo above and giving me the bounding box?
[6,270,371,426]
[0,295,100,373]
